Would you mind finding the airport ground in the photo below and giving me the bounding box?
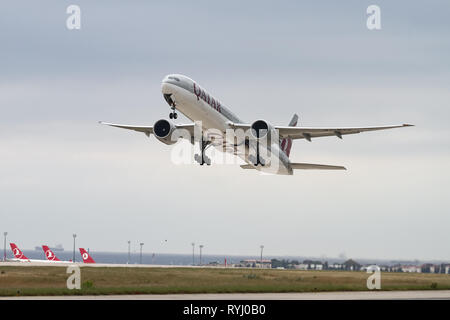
[3,291,450,300]
[1,262,450,298]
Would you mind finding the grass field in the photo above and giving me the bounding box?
[0,265,450,296]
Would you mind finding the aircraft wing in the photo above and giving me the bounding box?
[229,123,413,141]
[275,124,413,141]
[99,121,195,137]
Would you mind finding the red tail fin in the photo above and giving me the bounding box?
[79,248,96,263]
[10,243,28,260]
[42,245,60,261]
[280,114,298,158]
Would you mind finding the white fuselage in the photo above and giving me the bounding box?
[8,258,72,263]
[161,74,292,175]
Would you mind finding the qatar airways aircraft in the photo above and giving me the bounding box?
[100,74,413,175]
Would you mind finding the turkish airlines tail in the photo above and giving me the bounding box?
[280,114,298,158]
[79,248,96,263]
[42,245,61,261]
[10,243,29,260]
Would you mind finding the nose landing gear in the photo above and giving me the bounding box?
[164,93,178,119]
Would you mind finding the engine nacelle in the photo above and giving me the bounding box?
[153,119,177,145]
[250,120,274,140]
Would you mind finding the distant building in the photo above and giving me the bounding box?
[328,263,343,270]
[294,264,308,270]
[390,264,403,272]
[379,265,391,272]
[401,265,422,273]
[239,259,272,269]
[302,260,324,271]
[421,264,436,273]
[342,259,361,271]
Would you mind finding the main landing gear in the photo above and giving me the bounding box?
[248,154,266,166]
[248,132,265,166]
[194,135,211,166]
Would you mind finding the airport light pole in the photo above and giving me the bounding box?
[72,234,77,262]
[260,245,264,268]
[199,245,204,266]
[3,232,7,262]
[139,242,144,264]
[127,240,131,264]
[191,242,195,266]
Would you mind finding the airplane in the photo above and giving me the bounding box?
[42,245,73,263]
[9,243,53,263]
[79,248,96,263]
[100,74,413,175]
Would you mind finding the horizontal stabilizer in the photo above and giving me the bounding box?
[291,163,346,170]
[240,163,346,170]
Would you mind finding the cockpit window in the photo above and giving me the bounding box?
[168,76,180,82]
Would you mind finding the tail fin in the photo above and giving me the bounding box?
[79,248,96,263]
[280,114,298,158]
[42,245,60,261]
[10,243,28,260]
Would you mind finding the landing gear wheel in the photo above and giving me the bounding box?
[169,112,178,119]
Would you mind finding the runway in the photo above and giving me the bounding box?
[2,290,450,300]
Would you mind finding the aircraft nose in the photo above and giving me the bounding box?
[161,81,172,95]
[162,75,171,83]
[161,75,178,94]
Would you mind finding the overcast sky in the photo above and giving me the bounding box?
[1,0,449,261]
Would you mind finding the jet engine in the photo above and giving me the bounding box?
[153,119,177,145]
[250,120,274,140]
[249,120,276,166]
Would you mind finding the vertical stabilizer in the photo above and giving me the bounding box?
[79,248,96,263]
[280,114,298,157]
[42,245,61,261]
[10,243,28,260]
